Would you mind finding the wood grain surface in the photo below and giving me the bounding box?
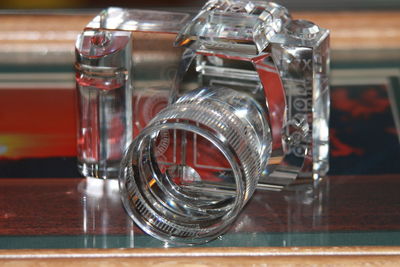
[1,246,400,266]
[0,11,399,54]
[1,11,399,66]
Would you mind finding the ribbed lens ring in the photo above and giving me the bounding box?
[152,99,262,198]
[120,123,245,244]
[119,87,270,244]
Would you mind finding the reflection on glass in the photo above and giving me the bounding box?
[78,178,135,248]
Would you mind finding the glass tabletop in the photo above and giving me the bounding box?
[1,174,400,249]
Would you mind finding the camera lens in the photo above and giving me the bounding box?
[119,87,271,244]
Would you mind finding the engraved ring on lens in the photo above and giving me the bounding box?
[120,87,271,244]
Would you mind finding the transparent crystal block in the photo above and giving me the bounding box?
[75,8,190,179]
[174,0,330,189]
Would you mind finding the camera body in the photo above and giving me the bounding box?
[76,1,330,190]
[172,0,330,189]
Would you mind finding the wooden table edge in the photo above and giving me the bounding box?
[1,246,400,265]
[0,11,400,51]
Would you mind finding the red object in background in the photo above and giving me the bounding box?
[0,89,77,159]
[330,129,364,157]
[332,87,390,119]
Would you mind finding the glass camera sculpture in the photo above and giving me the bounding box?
[76,0,330,244]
